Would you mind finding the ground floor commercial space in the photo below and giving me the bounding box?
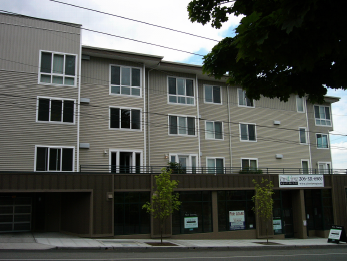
[0,173,347,239]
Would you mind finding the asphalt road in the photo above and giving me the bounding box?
[0,248,347,261]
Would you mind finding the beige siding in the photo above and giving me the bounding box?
[148,69,199,166]
[229,89,310,170]
[198,80,230,168]
[307,101,334,168]
[0,13,80,171]
[79,58,145,167]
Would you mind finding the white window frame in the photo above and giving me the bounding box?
[206,157,225,174]
[169,153,198,173]
[316,133,329,149]
[239,123,257,142]
[241,158,258,170]
[109,106,142,131]
[318,162,332,174]
[205,121,224,140]
[36,96,75,124]
[204,84,222,105]
[237,88,254,108]
[38,50,77,87]
[109,64,142,98]
[314,105,332,127]
[109,149,143,173]
[296,96,306,113]
[167,76,195,106]
[168,114,196,137]
[301,159,310,174]
[34,145,75,172]
[299,127,307,144]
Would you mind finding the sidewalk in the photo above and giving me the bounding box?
[0,232,346,251]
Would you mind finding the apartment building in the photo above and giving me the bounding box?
[0,12,346,240]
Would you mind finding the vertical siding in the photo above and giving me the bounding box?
[79,57,145,167]
[229,89,310,169]
[0,13,80,171]
[148,70,199,166]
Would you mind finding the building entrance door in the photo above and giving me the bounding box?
[282,191,294,238]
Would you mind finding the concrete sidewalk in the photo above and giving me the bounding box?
[0,232,346,251]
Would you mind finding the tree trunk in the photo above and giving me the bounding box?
[266,222,268,244]
[160,221,163,244]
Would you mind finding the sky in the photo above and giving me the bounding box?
[1,0,346,169]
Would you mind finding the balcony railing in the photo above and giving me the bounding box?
[79,165,347,175]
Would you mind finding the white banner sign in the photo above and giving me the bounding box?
[279,175,324,188]
[229,210,245,230]
[184,216,198,229]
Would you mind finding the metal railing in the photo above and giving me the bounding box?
[79,165,347,175]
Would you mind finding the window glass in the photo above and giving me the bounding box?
[121,67,131,85]
[177,79,185,95]
[65,55,76,76]
[62,148,73,171]
[207,159,215,174]
[110,108,120,128]
[186,80,194,97]
[49,148,61,171]
[248,125,256,141]
[121,109,131,129]
[187,117,195,135]
[131,110,141,130]
[51,100,62,122]
[315,105,331,126]
[40,52,52,73]
[132,68,140,86]
[178,117,186,135]
[205,85,212,103]
[299,128,306,144]
[317,134,328,148]
[38,98,74,123]
[168,77,195,105]
[302,161,309,174]
[240,124,248,140]
[213,86,221,103]
[168,77,176,94]
[215,122,222,139]
[169,116,177,134]
[206,122,214,139]
[238,89,253,107]
[36,147,47,171]
[297,96,304,112]
[38,98,49,121]
[53,54,64,74]
[111,66,120,85]
[63,100,74,123]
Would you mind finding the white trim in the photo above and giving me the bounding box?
[203,84,222,105]
[301,159,310,174]
[205,120,224,140]
[317,161,332,174]
[196,75,201,168]
[36,96,76,125]
[143,63,146,168]
[77,31,82,172]
[168,114,197,137]
[241,158,259,169]
[34,145,75,172]
[298,127,308,144]
[206,157,225,174]
[227,86,232,168]
[169,153,198,173]
[296,96,306,113]
[237,88,255,108]
[316,133,329,149]
[38,50,78,87]
[313,105,332,127]
[109,64,143,98]
[167,76,196,106]
[108,149,143,173]
[239,122,257,142]
[109,106,142,131]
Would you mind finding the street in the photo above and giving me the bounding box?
[0,247,347,261]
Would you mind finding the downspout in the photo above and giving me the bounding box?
[196,74,201,168]
[143,63,146,168]
[305,98,312,172]
[147,63,160,166]
[76,30,82,172]
[227,85,232,169]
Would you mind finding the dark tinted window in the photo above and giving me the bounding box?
[38,99,49,121]
[63,100,74,123]
[110,108,120,128]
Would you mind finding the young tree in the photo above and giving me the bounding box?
[252,178,274,244]
[142,167,181,244]
[188,0,347,103]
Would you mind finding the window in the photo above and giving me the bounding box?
[299,128,307,144]
[110,107,141,130]
[110,150,142,173]
[314,105,331,126]
[205,121,223,139]
[169,154,197,174]
[296,96,305,112]
[37,97,74,123]
[316,133,329,148]
[110,65,141,97]
[238,89,254,107]
[241,159,258,170]
[168,77,194,105]
[35,146,74,171]
[301,160,310,174]
[204,85,221,104]
[206,158,224,174]
[318,162,331,174]
[39,51,76,86]
[240,123,256,141]
[169,115,195,136]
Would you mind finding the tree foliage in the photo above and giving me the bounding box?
[252,178,274,243]
[188,0,347,103]
[142,167,181,244]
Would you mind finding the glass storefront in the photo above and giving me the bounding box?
[114,192,150,235]
[172,191,212,234]
[217,190,255,232]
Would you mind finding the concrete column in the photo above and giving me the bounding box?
[292,189,307,239]
[212,191,219,233]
